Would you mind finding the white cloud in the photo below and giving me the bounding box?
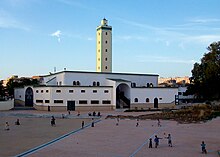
[51,30,62,42]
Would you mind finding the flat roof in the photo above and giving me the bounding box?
[41,70,159,77]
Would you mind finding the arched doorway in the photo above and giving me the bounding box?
[116,83,130,109]
[154,98,158,108]
[25,87,33,107]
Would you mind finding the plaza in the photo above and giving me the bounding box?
[0,110,219,157]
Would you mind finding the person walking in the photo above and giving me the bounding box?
[136,119,139,127]
[82,121,85,129]
[51,116,56,126]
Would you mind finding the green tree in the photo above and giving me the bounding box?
[187,41,220,100]
[0,80,4,97]
[6,78,39,96]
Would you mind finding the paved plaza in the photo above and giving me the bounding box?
[0,110,220,157]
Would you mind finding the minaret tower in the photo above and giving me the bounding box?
[96,18,112,72]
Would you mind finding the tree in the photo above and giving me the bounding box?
[186,41,220,100]
[0,80,4,97]
[6,78,39,96]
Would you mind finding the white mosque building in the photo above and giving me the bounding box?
[14,18,178,111]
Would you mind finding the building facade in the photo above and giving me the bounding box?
[14,18,179,111]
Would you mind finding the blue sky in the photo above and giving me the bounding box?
[1,0,220,80]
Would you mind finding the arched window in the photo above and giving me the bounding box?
[93,81,96,86]
[73,81,76,86]
[150,83,153,87]
[77,81,80,86]
[146,98,150,102]
[105,66,107,69]
[134,98,138,102]
[97,82,100,86]
[147,83,150,87]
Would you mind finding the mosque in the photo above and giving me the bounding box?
[14,18,178,111]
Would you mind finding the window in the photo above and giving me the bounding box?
[98,67,100,70]
[106,32,107,35]
[41,90,43,93]
[134,98,138,102]
[73,81,76,86]
[36,100,43,103]
[131,83,136,87]
[150,83,153,87]
[54,100,63,103]
[105,66,107,69]
[36,90,39,93]
[102,100,111,104]
[105,40,107,44]
[45,100,50,103]
[104,90,109,93]
[178,92,182,95]
[91,100,99,104]
[99,33,100,35]
[105,58,107,61]
[81,90,85,93]
[77,81,80,86]
[93,81,96,86]
[147,83,150,87]
[98,49,100,52]
[98,58,100,61]
[97,82,100,86]
[146,98,150,102]
[46,90,49,93]
[98,41,100,44]
[69,90,74,93]
[56,90,61,93]
[59,81,62,85]
[93,90,97,93]
[105,49,107,52]
[79,100,87,104]
[159,98,162,100]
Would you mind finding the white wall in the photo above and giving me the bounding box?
[34,86,113,107]
[0,99,14,110]
[130,87,178,103]
[14,88,25,101]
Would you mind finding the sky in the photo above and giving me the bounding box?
[0,0,220,80]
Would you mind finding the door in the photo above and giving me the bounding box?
[154,98,158,108]
[67,101,75,111]
[25,87,33,107]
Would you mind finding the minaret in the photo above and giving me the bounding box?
[96,18,112,72]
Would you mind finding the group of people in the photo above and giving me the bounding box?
[4,119,20,131]
[88,111,101,117]
[149,134,172,148]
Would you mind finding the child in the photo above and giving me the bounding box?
[149,138,153,148]
[154,135,162,148]
[136,119,139,127]
[5,122,10,130]
[166,134,172,147]
[201,141,207,154]
[15,119,20,125]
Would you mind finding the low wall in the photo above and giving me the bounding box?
[0,99,14,110]
[130,103,175,110]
